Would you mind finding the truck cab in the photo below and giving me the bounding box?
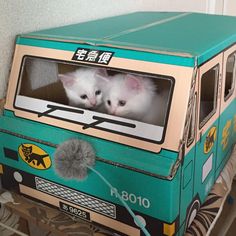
[1,12,236,236]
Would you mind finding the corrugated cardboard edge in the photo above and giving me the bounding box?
[19,35,194,58]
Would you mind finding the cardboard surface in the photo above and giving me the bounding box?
[1,11,236,236]
[20,12,236,65]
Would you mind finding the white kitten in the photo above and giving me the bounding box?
[58,68,107,111]
[102,73,168,126]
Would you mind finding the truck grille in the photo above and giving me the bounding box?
[35,177,116,218]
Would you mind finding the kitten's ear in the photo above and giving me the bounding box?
[95,68,110,82]
[125,74,143,91]
[58,73,76,87]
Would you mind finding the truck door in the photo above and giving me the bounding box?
[195,54,223,201]
[216,45,236,177]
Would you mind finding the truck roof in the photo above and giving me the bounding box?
[19,12,236,66]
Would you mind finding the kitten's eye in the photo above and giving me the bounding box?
[118,100,126,106]
[80,94,87,99]
[107,100,111,106]
[95,90,101,96]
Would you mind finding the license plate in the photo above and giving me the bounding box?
[59,201,91,221]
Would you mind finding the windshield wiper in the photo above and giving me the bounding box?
[38,104,84,117]
[38,105,135,130]
[82,115,136,130]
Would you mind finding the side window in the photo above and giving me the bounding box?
[224,52,236,101]
[199,65,219,128]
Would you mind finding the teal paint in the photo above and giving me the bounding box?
[0,130,180,221]
[216,100,236,169]
[179,144,195,227]
[215,99,236,178]
[19,12,236,66]
[0,113,177,177]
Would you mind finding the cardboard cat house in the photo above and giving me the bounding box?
[1,12,236,236]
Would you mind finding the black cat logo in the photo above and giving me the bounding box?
[19,144,51,169]
[204,127,217,154]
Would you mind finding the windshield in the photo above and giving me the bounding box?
[15,56,174,143]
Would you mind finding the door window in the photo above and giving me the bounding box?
[224,52,236,101]
[199,65,219,128]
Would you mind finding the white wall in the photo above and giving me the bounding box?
[0,0,236,98]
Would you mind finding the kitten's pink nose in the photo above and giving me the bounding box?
[109,109,116,115]
[90,99,97,106]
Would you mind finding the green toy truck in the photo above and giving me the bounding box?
[0,12,236,235]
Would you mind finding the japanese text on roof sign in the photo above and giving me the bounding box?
[72,48,114,65]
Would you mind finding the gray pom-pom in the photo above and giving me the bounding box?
[54,139,95,180]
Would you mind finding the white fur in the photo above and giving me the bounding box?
[103,73,168,125]
[59,68,106,111]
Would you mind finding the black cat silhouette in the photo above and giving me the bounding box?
[205,128,216,152]
[21,144,48,168]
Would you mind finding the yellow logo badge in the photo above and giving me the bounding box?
[204,126,217,154]
[18,144,51,170]
[221,120,232,150]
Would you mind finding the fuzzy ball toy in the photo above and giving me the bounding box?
[54,139,95,180]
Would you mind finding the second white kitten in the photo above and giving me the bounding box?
[102,73,168,126]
